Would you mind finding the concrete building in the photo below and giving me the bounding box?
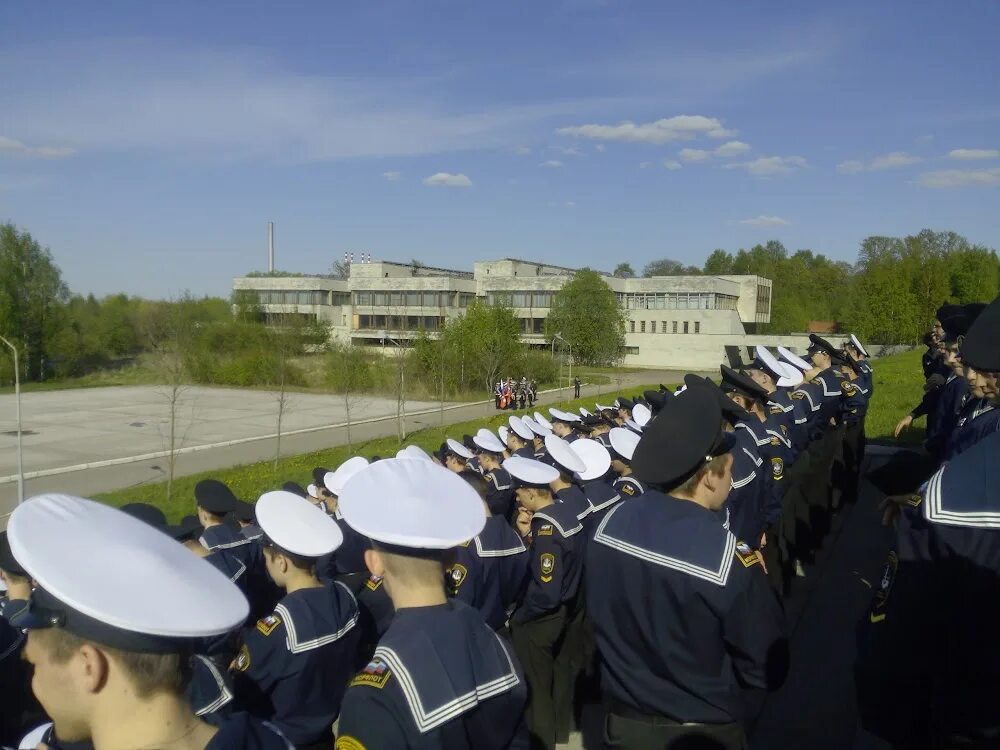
[233,259,842,369]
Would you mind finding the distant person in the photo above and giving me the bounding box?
[574,377,581,398]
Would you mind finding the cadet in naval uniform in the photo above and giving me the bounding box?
[0,531,41,748]
[319,457,372,576]
[474,429,517,519]
[233,490,360,750]
[7,493,293,750]
[608,427,645,499]
[504,456,585,750]
[506,416,538,458]
[547,409,582,442]
[441,437,474,473]
[334,458,529,750]
[196,479,250,550]
[542,434,592,527]
[572,438,621,530]
[586,387,788,749]
[522,416,551,460]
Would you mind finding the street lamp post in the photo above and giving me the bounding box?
[0,335,24,504]
[553,333,572,397]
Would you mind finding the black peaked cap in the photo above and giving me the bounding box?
[935,303,963,322]
[0,530,27,576]
[686,373,751,424]
[194,479,240,514]
[807,334,837,356]
[119,503,168,529]
[719,365,769,402]
[961,295,1000,372]
[632,387,733,488]
[311,467,330,486]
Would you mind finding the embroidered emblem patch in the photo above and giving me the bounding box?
[350,657,392,689]
[840,381,855,394]
[791,391,805,400]
[235,644,251,672]
[734,541,760,568]
[780,424,788,436]
[771,457,784,480]
[770,436,780,446]
[335,738,366,750]
[540,552,556,582]
[365,575,383,591]
[256,614,281,636]
[870,551,898,623]
[620,483,635,496]
[537,524,554,537]
[769,405,783,415]
[905,494,922,508]
[447,563,468,594]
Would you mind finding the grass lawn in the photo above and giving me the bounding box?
[91,347,930,520]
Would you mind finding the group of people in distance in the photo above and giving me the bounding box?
[495,377,537,411]
[2,294,998,750]
[855,297,1000,749]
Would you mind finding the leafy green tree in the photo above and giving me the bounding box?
[0,223,70,380]
[327,341,372,449]
[612,262,636,278]
[642,258,701,277]
[449,300,524,391]
[545,269,626,366]
[703,249,734,274]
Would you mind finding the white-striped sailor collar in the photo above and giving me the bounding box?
[273,581,360,654]
[532,509,584,537]
[767,399,793,413]
[584,485,622,513]
[793,387,821,412]
[593,503,737,586]
[613,475,645,492]
[817,371,842,397]
[200,524,252,551]
[191,654,234,717]
[735,421,770,447]
[923,463,1000,529]
[765,427,792,449]
[374,634,521,734]
[473,533,526,558]
[486,470,512,491]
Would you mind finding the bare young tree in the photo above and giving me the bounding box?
[327,340,371,451]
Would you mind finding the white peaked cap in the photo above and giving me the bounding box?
[609,427,641,461]
[338,458,486,549]
[497,425,510,445]
[522,416,552,437]
[306,483,319,497]
[754,346,785,380]
[503,456,560,486]
[474,428,507,454]
[533,412,554,430]
[549,408,581,423]
[579,407,593,417]
[777,346,812,371]
[632,402,652,427]
[324,456,370,495]
[446,438,474,460]
[571,439,612,481]
[19,724,52,750]
[509,416,534,441]
[544,434,587,473]
[777,361,804,388]
[595,403,615,412]
[256,490,343,557]
[396,445,432,462]
[850,334,870,357]
[8,494,248,639]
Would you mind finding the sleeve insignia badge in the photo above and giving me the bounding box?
[540,552,556,582]
[256,614,281,636]
[734,541,761,568]
[350,656,392,689]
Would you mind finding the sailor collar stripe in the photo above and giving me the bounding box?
[531,511,583,537]
[793,388,821,412]
[736,423,771,447]
[924,465,1000,529]
[767,400,793,413]
[224,558,247,583]
[587,492,622,512]
[191,654,234,717]
[593,505,737,586]
[374,638,521,734]
[203,536,255,551]
[765,428,792,449]
[274,583,360,654]
[731,471,757,490]
[819,374,842,397]
[487,473,511,491]
[741,447,763,467]
[473,534,527,557]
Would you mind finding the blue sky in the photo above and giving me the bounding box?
[1,0,998,298]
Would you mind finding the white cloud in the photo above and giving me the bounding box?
[663,160,683,170]
[513,145,532,155]
[919,167,1000,188]
[639,161,652,169]
[382,171,401,181]
[948,148,1000,160]
[836,151,922,173]
[556,115,733,145]
[915,134,934,145]
[722,155,807,176]
[539,159,564,168]
[679,148,710,162]
[0,135,75,159]
[713,140,750,157]
[565,201,576,207]
[595,144,605,152]
[708,127,738,139]
[422,172,472,188]
[739,215,790,226]
[553,145,583,156]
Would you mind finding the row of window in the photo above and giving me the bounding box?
[353,291,475,308]
[355,314,447,332]
[517,317,546,335]
[629,320,701,334]
[616,292,738,311]
[485,291,556,308]
[252,290,336,306]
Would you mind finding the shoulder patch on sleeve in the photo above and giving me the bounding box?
[905,494,922,508]
[365,575,383,591]
[769,405,783,415]
[447,563,468,595]
[335,736,367,750]
[536,524,554,536]
[540,552,556,582]
[235,643,251,672]
[790,391,805,400]
[350,657,392,689]
[620,483,635,496]
[771,457,784,480]
[840,381,855,394]
[256,614,281,636]
[734,541,760,568]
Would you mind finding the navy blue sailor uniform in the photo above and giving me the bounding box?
[580,477,622,532]
[335,600,530,750]
[586,491,788,735]
[721,428,766,548]
[484,468,516,519]
[447,514,528,631]
[856,431,1000,748]
[554,485,592,526]
[768,390,810,456]
[511,445,535,459]
[0,597,41,747]
[189,653,237,723]
[942,396,1000,461]
[612,475,646,499]
[924,373,969,460]
[233,582,361,747]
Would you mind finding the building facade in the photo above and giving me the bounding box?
[232,259,820,370]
